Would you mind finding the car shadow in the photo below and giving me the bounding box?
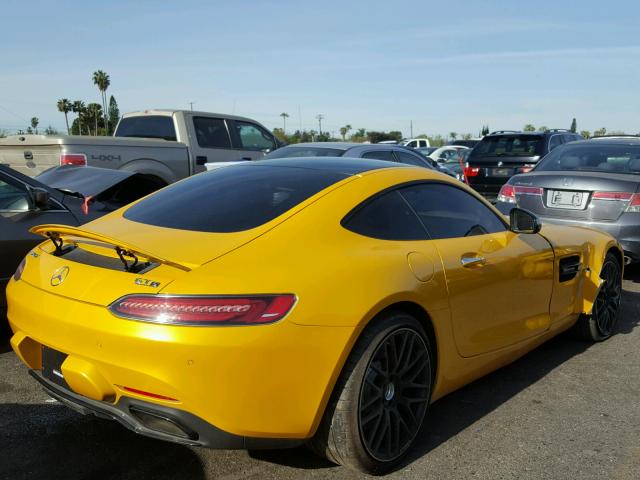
[0,403,207,480]
[623,263,640,283]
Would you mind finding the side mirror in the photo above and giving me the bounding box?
[510,208,541,234]
[30,187,50,210]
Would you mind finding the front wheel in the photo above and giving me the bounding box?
[574,253,622,341]
[309,312,433,474]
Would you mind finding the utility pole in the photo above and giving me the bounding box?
[188,102,194,111]
[410,120,413,138]
[316,114,324,135]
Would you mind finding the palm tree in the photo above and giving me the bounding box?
[523,124,536,132]
[92,70,110,134]
[57,98,72,134]
[86,103,103,135]
[280,112,289,133]
[30,117,39,134]
[339,124,352,140]
[449,132,457,140]
[72,100,85,135]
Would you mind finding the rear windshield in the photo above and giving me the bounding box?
[115,115,177,141]
[535,144,640,174]
[264,146,345,158]
[124,165,347,232]
[470,135,543,158]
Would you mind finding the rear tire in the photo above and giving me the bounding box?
[309,312,433,474]
[573,253,622,341]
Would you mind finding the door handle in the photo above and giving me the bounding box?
[461,255,486,267]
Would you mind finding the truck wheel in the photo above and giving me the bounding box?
[573,253,622,341]
[309,312,432,474]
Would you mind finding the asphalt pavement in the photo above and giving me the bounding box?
[1,268,639,480]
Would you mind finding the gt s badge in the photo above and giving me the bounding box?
[135,278,161,288]
[50,266,69,286]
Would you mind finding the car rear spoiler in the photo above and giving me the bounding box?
[30,224,192,272]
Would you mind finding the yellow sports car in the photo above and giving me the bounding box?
[7,158,623,474]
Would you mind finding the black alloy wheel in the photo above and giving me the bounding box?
[592,257,622,337]
[358,327,431,462]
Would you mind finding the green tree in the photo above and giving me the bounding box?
[570,118,577,133]
[579,130,591,139]
[523,124,536,132]
[92,70,110,135]
[0,129,8,138]
[449,132,457,140]
[339,124,352,140]
[85,103,103,135]
[72,100,86,135]
[108,95,120,135]
[57,98,72,134]
[462,133,472,140]
[44,126,58,135]
[30,117,39,134]
[593,127,607,137]
[538,126,548,132]
[481,125,490,136]
[279,112,289,133]
[428,135,446,147]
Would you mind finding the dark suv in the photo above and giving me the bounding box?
[465,130,583,201]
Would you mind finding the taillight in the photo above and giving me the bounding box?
[591,191,640,212]
[464,166,480,177]
[13,257,26,281]
[60,153,87,166]
[109,294,296,326]
[514,186,543,196]
[497,184,516,203]
[627,193,640,212]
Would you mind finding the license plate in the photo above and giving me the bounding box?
[489,168,512,177]
[547,190,587,210]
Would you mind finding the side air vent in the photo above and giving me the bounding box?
[559,255,581,282]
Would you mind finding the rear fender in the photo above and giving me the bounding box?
[581,240,622,315]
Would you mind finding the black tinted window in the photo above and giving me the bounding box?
[396,151,429,168]
[470,135,543,157]
[265,146,345,158]
[0,176,29,211]
[362,151,394,161]
[549,135,563,151]
[115,116,177,141]
[193,117,231,148]
[343,191,426,240]
[400,183,506,239]
[124,165,346,232]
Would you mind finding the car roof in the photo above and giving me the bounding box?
[252,157,409,175]
[563,138,640,146]
[283,142,416,151]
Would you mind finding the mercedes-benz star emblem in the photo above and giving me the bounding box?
[50,266,70,286]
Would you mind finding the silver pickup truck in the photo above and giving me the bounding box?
[0,109,280,186]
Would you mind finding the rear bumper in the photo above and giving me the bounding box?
[29,370,302,449]
[7,278,355,441]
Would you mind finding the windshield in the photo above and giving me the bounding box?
[470,135,543,157]
[264,146,345,158]
[535,143,640,174]
[115,115,177,141]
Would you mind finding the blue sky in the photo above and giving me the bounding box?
[1,0,639,137]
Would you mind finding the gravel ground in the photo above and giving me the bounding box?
[1,267,639,480]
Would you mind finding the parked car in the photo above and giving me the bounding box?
[0,164,160,318]
[402,138,430,148]
[0,109,280,186]
[427,146,469,163]
[495,137,640,263]
[465,129,583,201]
[263,142,440,170]
[416,147,438,157]
[8,158,621,474]
[448,138,482,148]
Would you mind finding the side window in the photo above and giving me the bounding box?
[343,190,427,240]
[233,121,275,151]
[395,151,428,167]
[400,183,506,239]
[0,177,30,211]
[193,117,231,149]
[549,135,563,151]
[362,150,395,161]
[406,140,417,148]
